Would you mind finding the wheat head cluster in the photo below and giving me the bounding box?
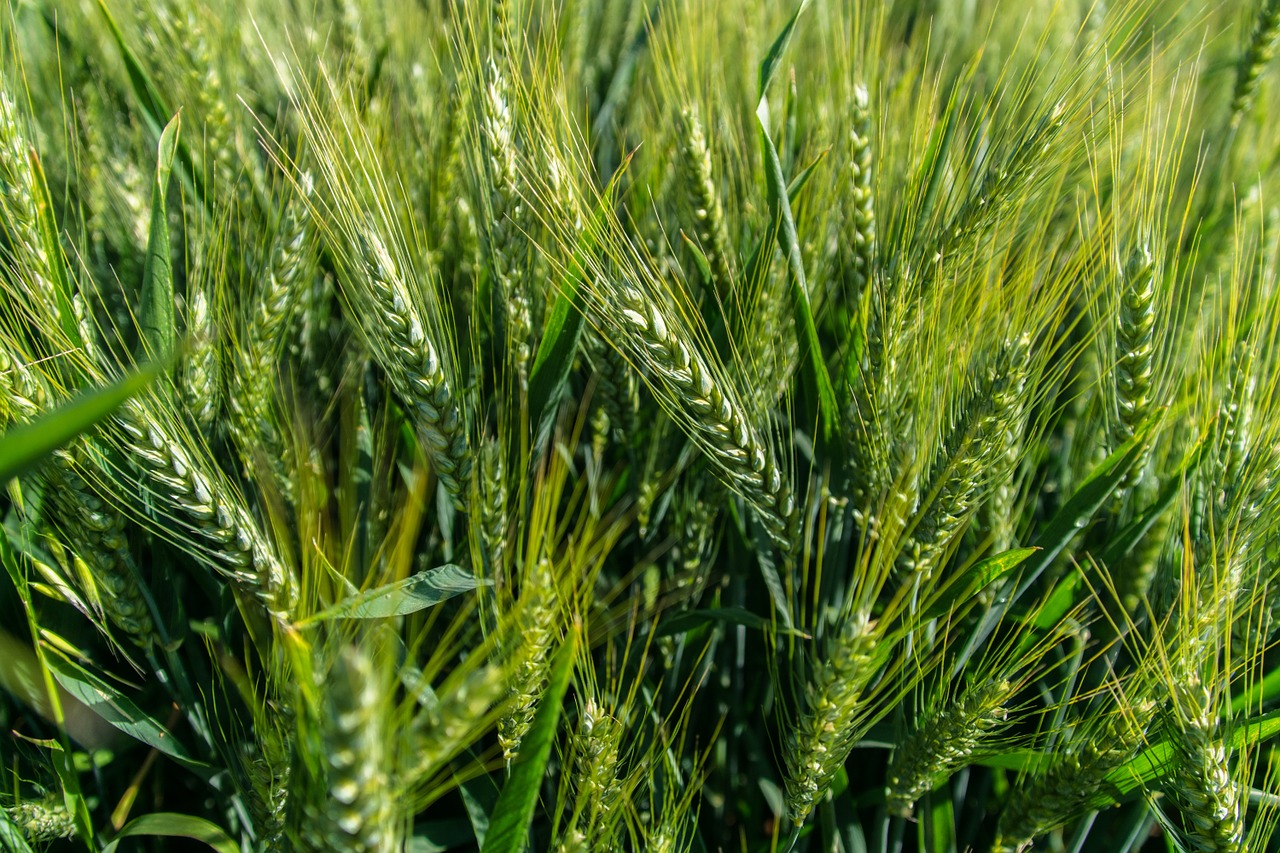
[2,0,1280,851]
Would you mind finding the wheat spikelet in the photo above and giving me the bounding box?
[884,678,1014,817]
[1230,0,1280,128]
[783,609,877,825]
[1113,244,1157,456]
[479,56,533,391]
[228,179,314,487]
[182,289,221,436]
[1166,682,1244,853]
[993,699,1156,852]
[407,662,507,783]
[357,231,470,500]
[677,108,735,297]
[614,283,797,552]
[557,698,625,853]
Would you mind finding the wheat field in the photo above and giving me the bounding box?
[1,1,1280,851]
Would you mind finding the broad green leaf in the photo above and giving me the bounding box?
[919,548,1037,622]
[787,147,829,199]
[654,606,809,639]
[0,363,162,483]
[138,114,180,361]
[101,813,237,853]
[528,152,631,437]
[304,564,487,622]
[923,790,956,853]
[481,627,579,853]
[44,653,210,776]
[757,0,812,98]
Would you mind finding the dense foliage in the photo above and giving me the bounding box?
[2,1,1280,851]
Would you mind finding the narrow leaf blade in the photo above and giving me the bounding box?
[0,363,162,483]
[138,113,180,361]
[481,627,579,853]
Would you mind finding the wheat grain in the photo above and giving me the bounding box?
[182,288,221,436]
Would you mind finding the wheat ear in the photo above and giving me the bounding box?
[357,231,470,501]
[1230,0,1280,128]
[784,609,877,825]
[615,284,797,553]
[677,108,735,297]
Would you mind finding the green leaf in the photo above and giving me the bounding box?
[755,2,838,446]
[1019,412,1161,593]
[681,231,715,290]
[654,606,808,639]
[303,564,488,622]
[757,0,812,98]
[94,0,206,206]
[528,152,631,437]
[787,146,829,199]
[0,363,162,483]
[919,548,1037,622]
[138,114,180,361]
[410,820,475,853]
[43,653,210,777]
[101,813,237,853]
[481,627,579,853]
